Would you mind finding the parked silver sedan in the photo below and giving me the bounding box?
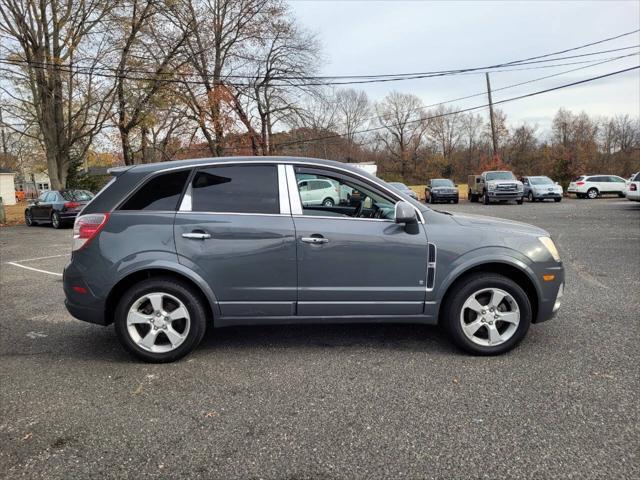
[521,176,563,203]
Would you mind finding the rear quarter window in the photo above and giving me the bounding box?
[121,170,190,211]
[191,165,279,214]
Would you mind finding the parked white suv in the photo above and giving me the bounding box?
[298,178,340,206]
[625,172,640,202]
[567,175,627,199]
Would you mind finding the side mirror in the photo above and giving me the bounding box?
[395,201,417,225]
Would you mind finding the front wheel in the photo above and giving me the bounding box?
[483,191,490,205]
[114,277,207,363]
[528,192,535,202]
[443,273,532,355]
[554,198,562,203]
[516,198,523,205]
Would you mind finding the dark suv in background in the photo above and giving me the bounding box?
[64,157,564,362]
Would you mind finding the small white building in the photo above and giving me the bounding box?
[0,167,17,205]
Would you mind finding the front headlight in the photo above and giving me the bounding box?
[538,236,561,262]
[488,183,496,191]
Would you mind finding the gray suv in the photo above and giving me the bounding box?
[64,157,564,362]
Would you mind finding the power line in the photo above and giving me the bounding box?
[274,65,640,149]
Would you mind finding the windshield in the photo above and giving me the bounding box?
[431,179,454,187]
[388,182,409,190]
[485,172,516,181]
[529,176,553,185]
[61,190,94,201]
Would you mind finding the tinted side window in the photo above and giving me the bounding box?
[121,170,190,211]
[191,165,279,214]
[634,173,640,182]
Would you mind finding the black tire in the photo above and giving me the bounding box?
[516,198,523,205]
[618,192,625,198]
[482,190,490,205]
[114,277,208,363]
[554,198,562,203]
[442,273,532,355]
[51,211,62,229]
[586,188,598,199]
[576,193,585,199]
[322,197,335,207]
[429,195,434,204]
[528,192,535,202]
[454,198,459,204]
[25,210,36,226]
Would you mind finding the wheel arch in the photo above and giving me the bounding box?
[437,260,540,325]
[104,266,219,326]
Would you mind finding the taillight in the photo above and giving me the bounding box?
[576,181,585,186]
[631,184,638,191]
[73,213,110,251]
[64,201,81,209]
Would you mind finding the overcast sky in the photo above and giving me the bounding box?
[289,0,640,135]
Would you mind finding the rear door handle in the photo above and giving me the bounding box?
[182,232,211,240]
[301,236,329,244]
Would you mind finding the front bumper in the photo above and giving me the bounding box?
[431,193,459,201]
[487,191,523,200]
[532,191,562,199]
[534,265,565,323]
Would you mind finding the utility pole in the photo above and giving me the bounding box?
[485,72,498,158]
[0,106,7,159]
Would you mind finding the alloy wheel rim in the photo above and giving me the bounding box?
[52,214,59,227]
[588,189,597,198]
[126,292,191,353]
[459,287,520,347]
[25,211,32,225]
[323,199,333,206]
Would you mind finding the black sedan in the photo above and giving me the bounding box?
[425,179,459,204]
[25,189,94,229]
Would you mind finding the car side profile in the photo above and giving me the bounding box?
[567,175,627,199]
[25,189,94,228]
[64,157,564,363]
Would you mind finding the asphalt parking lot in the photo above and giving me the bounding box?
[1,197,638,479]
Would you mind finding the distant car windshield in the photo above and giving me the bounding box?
[529,176,553,185]
[431,179,454,187]
[61,190,94,201]
[572,176,585,181]
[388,182,410,190]
[485,172,515,181]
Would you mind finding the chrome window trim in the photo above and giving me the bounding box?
[175,211,290,217]
[285,164,304,215]
[277,164,291,215]
[149,159,425,224]
[292,214,393,223]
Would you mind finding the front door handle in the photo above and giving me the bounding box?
[182,232,211,240]
[301,236,329,244]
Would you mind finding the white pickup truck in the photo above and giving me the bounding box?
[468,171,524,205]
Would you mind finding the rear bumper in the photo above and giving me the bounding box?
[63,261,109,326]
[59,211,80,221]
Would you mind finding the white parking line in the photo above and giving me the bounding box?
[13,253,70,263]
[5,262,64,277]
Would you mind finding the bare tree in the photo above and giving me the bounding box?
[0,0,117,188]
[334,88,370,160]
[428,104,462,160]
[111,0,193,165]
[374,92,427,179]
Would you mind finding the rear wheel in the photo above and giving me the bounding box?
[51,212,62,229]
[618,192,625,198]
[443,273,532,355]
[114,277,207,363]
[587,188,598,199]
[322,197,335,207]
[25,210,35,226]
